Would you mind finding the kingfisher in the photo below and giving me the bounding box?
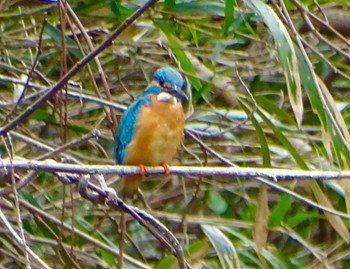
[115,67,188,196]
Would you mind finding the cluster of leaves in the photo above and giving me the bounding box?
[1,0,350,268]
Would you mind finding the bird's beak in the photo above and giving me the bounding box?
[170,85,189,102]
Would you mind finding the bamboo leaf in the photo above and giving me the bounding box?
[269,194,292,227]
[44,22,83,59]
[207,190,228,215]
[308,181,350,243]
[201,225,237,269]
[243,0,303,126]
[223,0,234,36]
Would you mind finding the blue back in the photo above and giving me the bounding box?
[114,86,161,164]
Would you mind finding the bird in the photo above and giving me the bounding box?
[115,67,188,196]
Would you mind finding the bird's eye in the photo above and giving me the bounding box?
[159,78,165,86]
[163,81,172,89]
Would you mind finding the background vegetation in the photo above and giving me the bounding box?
[1,0,350,268]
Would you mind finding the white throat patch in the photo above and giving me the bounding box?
[157,92,177,104]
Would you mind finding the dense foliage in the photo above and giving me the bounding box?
[1,0,350,268]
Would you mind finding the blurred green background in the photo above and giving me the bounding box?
[1,0,350,268]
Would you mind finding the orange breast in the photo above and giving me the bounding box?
[124,94,185,166]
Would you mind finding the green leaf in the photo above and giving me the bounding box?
[286,211,321,227]
[156,255,176,269]
[255,95,296,125]
[207,190,228,215]
[31,108,56,123]
[154,20,202,91]
[223,0,234,36]
[269,194,292,226]
[243,0,302,126]
[44,22,83,59]
[223,227,290,269]
[68,124,90,134]
[20,189,41,207]
[99,248,115,266]
[110,1,133,21]
[171,2,225,14]
[201,225,237,269]
[164,0,175,9]
[241,99,271,165]
[256,108,308,169]
[296,45,350,170]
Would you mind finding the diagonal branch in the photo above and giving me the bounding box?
[0,0,159,135]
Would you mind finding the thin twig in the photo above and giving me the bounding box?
[0,209,51,269]
[0,0,159,135]
[1,135,31,269]
[291,0,350,48]
[64,2,117,133]
[0,131,99,196]
[106,192,190,269]
[4,19,47,123]
[118,211,126,269]
[185,129,234,166]
[15,198,151,269]
[300,10,350,61]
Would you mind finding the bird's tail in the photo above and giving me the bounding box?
[122,174,143,197]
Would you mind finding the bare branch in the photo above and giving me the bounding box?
[0,208,51,269]
[0,0,159,135]
[0,158,349,180]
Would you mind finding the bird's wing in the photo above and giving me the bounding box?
[115,95,152,164]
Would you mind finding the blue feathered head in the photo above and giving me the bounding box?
[153,67,188,102]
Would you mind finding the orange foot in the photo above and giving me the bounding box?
[139,164,146,176]
[161,163,170,175]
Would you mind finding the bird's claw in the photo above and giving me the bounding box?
[139,164,146,176]
[161,163,171,175]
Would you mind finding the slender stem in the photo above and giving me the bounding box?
[0,0,159,135]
